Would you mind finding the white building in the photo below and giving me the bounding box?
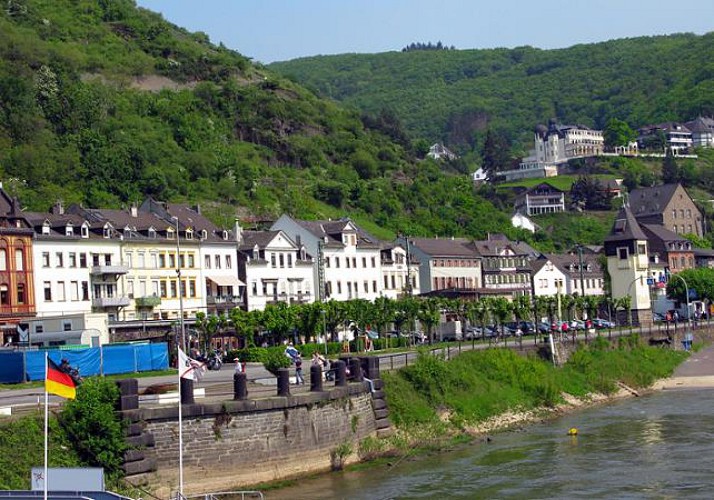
[237,228,314,311]
[530,258,568,297]
[511,212,537,233]
[379,243,420,299]
[271,216,383,302]
[427,143,458,161]
[685,117,714,148]
[25,205,127,321]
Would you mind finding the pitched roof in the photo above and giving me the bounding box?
[628,183,681,217]
[604,206,648,243]
[640,223,688,243]
[239,230,284,250]
[291,217,380,249]
[685,116,714,133]
[407,237,476,257]
[545,253,604,278]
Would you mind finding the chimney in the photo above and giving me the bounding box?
[234,219,243,245]
[296,234,301,246]
[130,204,138,218]
[194,204,201,215]
[51,201,64,215]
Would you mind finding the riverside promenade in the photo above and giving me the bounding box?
[655,342,714,390]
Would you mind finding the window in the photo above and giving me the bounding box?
[180,280,186,298]
[325,257,330,268]
[15,249,23,271]
[179,254,185,268]
[138,253,145,268]
[0,284,7,305]
[124,252,132,267]
[151,253,158,269]
[335,257,340,268]
[170,281,177,298]
[279,254,284,268]
[104,254,111,265]
[362,257,367,268]
[337,281,342,294]
[42,222,50,235]
[81,281,89,301]
[371,257,376,268]
[186,229,193,240]
[251,281,258,296]
[103,224,112,238]
[672,209,677,219]
[226,255,231,269]
[65,225,73,236]
[346,258,350,268]
[270,253,276,268]
[373,281,378,293]
[189,280,196,297]
[205,255,211,269]
[168,254,175,268]
[159,254,166,268]
[148,228,156,238]
[69,253,76,268]
[35,324,44,334]
[160,281,167,298]
[42,252,50,267]
[63,320,72,332]
[363,281,368,293]
[81,224,89,238]
[0,249,5,271]
[57,282,66,301]
[215,255,221,269]
[70,281,79,301]
[687,209,692,218]
[44,282,52,301]
[79,253,87,268]
[188,254,195,267]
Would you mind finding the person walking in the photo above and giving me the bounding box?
[295,354,304,385]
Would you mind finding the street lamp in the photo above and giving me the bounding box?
[320,307,327,356]
[626,276,644,326]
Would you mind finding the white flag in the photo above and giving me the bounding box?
[178,348,206,381]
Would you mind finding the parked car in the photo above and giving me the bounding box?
[593,318,615,329]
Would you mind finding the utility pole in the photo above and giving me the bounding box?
[405,235,413,296]
[577,244,586,302]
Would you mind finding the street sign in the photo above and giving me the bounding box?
[646,278,655,286]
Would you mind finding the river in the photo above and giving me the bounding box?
[266,388,714,499]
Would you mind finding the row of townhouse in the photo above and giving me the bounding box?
[0,189,424,345]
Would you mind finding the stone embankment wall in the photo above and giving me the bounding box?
[116,357,388,496]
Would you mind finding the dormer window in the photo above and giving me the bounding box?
[123,227,131,238]
[300,247,307,261]
[102,223,112,239]
[222,230,228,241]
[186,228,193,240]
[201,229,208,240]
[81,223,89,239]
[42,221,50,235]
[65,224,74,236]
[167,227,175,240]
[148,227,156,239]
[253,244,260,260]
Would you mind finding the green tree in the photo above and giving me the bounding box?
[417,298,441,344]
[260,302,296,344]
[603,118,636,149]
[59,378,127,482]
[480,129,511,179]
[662,150,680,184]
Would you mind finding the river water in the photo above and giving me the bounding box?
[266,388,714,499]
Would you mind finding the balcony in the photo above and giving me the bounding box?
[90,264,130,276]
[135,296,161,308]
[92,296,131,308]
[206,295,238,305]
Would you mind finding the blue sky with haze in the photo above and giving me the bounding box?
[136,0,714,63]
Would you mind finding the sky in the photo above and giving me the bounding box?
[135,0,714,64]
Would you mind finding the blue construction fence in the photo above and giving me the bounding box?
[0,342,169,384]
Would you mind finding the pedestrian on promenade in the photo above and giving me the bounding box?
[295,354,304,385]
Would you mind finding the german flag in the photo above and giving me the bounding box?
[45,358,76,400]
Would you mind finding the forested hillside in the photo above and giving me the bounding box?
[0,0,521,243]
[269,33,714,153]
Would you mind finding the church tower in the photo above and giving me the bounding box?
[604,206,652,325]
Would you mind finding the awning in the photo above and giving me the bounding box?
[206,275,245,287]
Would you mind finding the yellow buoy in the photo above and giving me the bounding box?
[568,427,578,436]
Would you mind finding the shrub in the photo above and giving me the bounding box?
[262,349,292,375]
[59,378,127,483]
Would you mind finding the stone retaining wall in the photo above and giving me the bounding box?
[118,366,385,497]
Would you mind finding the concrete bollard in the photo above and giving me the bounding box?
[334,360,347,386]
[349,358,363,382]
[233,372,248,400]
[360,356,380,380]
[180,377,194,404]
[310,364,323,392]
[277,368,291,396]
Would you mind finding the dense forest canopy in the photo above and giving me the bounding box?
[2,1,714,252]
[269,33,714,153]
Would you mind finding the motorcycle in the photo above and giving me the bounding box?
[196,351,223,371]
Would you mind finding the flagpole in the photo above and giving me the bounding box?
[43,352,48,500]
[178,346,184,496]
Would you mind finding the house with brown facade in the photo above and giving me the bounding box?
[628,183,703,238]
